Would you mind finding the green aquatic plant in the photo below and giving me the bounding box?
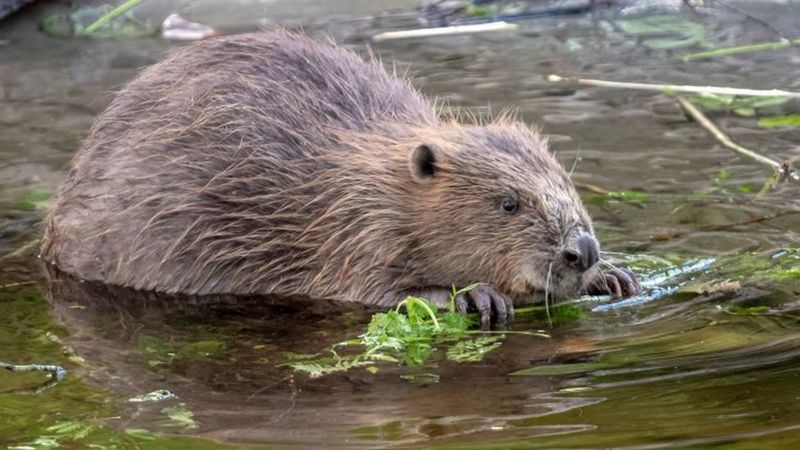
[466,4,491,17]
[446,336,504,362]
[133,334,227,367]
[0,286,255,449]
[688,93,790,117]
[728,305,770,316]
[285,259,714,379]
[161,403,199,430]
[684,38,800,61]
[585,190,649,205]
[708,248,800,283]
[511,302,586,328]
[79,0,143,35]
[13,188,51,211]
[757,114,800,129]
[284,289,549,378]
[40,1,155,38]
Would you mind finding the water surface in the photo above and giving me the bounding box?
[1,1,799,448]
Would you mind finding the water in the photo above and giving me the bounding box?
[1,1,800,448]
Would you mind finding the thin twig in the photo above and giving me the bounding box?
[372,21,516,42]
[683,39,800,61]
[548,74,800,98]
[79,0,143,35]
[677,97,799,185]
[1,238,40,260]
[676,96,783,171]
[574,181,610,195]
[0,361,67,394]
[0,281,37,290]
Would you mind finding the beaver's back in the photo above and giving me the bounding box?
[86,30,436,160]
[42,31,437,293]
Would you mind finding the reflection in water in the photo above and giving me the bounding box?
[41,267,567,447]
[38,261,800,448]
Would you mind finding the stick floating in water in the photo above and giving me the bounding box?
[372,22,517,42]
[684,39,800,61]
[1,361,67,394]
[547,74,800,98]
[676,97,785,172]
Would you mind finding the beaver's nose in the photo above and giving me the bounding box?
[562,234,599,273]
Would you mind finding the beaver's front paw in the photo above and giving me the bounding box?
[585,267,640,299]
[454,284,514,330]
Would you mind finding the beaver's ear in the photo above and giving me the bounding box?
[409,144,437,182]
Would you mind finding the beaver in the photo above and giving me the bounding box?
[41,30,639,328]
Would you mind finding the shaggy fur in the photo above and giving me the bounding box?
[41,30,595,306]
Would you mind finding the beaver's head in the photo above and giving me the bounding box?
[404,121,599,300]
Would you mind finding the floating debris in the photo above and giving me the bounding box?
[161,13,217,41]
[0,361,67,394]
[128,389,176,403]
[372,21,516,42]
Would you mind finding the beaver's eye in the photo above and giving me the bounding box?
[501,198,519,215]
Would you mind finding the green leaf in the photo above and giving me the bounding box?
[177,340,225,359]
[438,311,472,334]
[728,305,770,315]
[608,190,649,202]
[125,428,156,441]
[757,114,800,128]
[688,94,789,116]
[400,373,440,384]
[733,107,756,117]
[283,293,543,378]
[161,403,199,430]
[466,5,491,16]
[688,93,734,111]
[714,169,731,182]
[280,351,322,361]
[749,96,791,109]
[586,190,649,205]
[13,189,52,211]
[45,420,94,439]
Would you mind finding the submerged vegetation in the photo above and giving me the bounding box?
[283,291,550,379]
[283,245,800,379]
[0,286,249,449]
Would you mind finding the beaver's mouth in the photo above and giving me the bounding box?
[513,264,584,299]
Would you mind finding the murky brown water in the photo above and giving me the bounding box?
[1,1,800,448]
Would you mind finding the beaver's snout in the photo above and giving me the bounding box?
[562,232,600,273]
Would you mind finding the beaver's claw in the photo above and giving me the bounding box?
[454,284,515,330]
[585,267,640,299]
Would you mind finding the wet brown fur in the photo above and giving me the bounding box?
[41,30,594,306]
